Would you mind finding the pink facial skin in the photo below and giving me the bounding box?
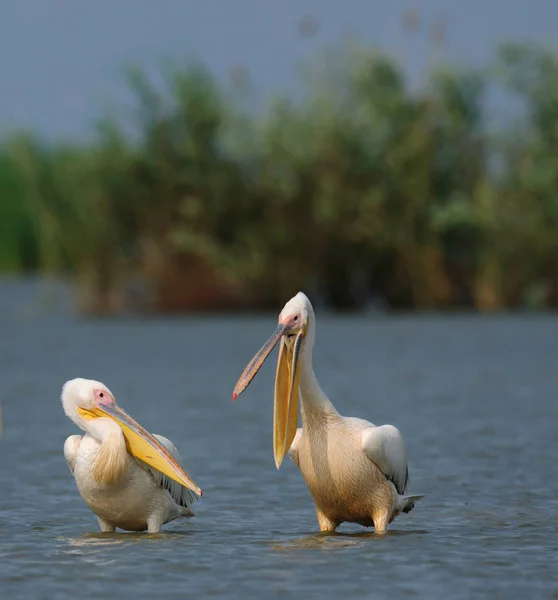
[278,313,300,328]
[93,389,115,406]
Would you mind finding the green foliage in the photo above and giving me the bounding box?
[2,40,558,312]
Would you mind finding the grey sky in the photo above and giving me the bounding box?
[1,0,556,140]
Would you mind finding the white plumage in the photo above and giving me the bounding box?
[62,378,200,533]
[234,292,423,533]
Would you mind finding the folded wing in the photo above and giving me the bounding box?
[361,424,409,495]
[139,434,200,509]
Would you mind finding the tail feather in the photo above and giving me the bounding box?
[401,494,425,514]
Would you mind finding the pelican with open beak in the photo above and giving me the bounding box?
[233,291,423,533]
[62,378,201,533]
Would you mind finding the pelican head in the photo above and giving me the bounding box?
[233,291,312,468]
[62,378,202,496]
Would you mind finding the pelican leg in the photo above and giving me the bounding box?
[373,511,389,534]
[147,512,164,534]
[97,517,116,533]
[316,509,340,532]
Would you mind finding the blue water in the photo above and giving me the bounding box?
[0,280,556,598]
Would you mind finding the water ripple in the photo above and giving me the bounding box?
[0,299,557,598]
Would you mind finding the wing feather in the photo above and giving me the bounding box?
[361,425,409,495]
[64,435,83,475]
[287,428,303,467]
[139,434,199,509]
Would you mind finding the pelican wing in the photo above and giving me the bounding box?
[63,435,83,474]
[287,427,303,467]
[361,424,409,495]
[138,434,199,509]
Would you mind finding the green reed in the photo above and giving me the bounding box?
[1,40,558,313]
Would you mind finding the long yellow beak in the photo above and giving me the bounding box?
[273,333,302,468]
[233,323,303,469]
[78,403,202,497]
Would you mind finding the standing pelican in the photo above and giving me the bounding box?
[233,292,423,533]
[62,378,202,533]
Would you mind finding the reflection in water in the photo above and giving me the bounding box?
[57,535,128,566]
[1,293,557,598]
[61,534,126,547]
[61,529,193,547]
[271,529,430,551]
[57,530,196,566]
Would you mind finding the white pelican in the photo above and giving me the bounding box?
[233,292,424,533]
[62,378,202,533]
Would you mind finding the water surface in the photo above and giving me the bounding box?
[0,280,557,599]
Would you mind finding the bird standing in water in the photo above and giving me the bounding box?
[62,378,201,533]
[233,292,423,533]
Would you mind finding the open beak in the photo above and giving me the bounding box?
[233,323,304,469]
[78,402,202,497]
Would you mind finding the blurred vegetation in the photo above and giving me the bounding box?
[2,39,558,314]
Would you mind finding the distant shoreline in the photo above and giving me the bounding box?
[1,275,556,320]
